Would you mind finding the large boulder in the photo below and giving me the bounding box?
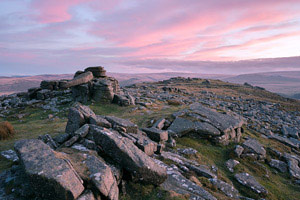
[167,117,195,137]
[168,103,244,144]
[61,71,94,89]
[65,103,96,134]
[91,126,167,185]
[14,139,84,200]
[72,83,91,104]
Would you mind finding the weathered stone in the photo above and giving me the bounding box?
[0,149,19,162]
[127,132,158,156]
[92,79,116,103]
[242,139,266,158]
[234,173,267,195]
[62,135,80,147]
[269,134,299,149]
[160,151,216,179]
[74,124,89,137]
[81,139,97,150]
[84,154,119,200]
[268,159,287,173]
[54,133,71,144]
[194,121,221,136]
[27,87,41,99]
[38,134,58,149]
[90,115,112,128]
[166,137,176,148]
[14,139,84,200]
[112,94,135,106]
[282,126,299,139]
[225,159,240,172]
[177,148,197,156]
[36,89,52,100]
[287,157,300,180]
[84,66,106,78]
[152,118,165,129]
[91,126,167,185]
[168,117,195,137]
[186,163,217,179]
[142,127,168,142]
[72,83,91,104]
[40,80,59,90]
[189,103,244,133]
[105,116,138,133]
[161,165,217,200]
[61,71,94,88]
[65,103,96,134]
[234,145,244,158]
[210,178,239,199]
[77,190,95,200]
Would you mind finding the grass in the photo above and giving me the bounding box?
[0,106,67,172]
[0,121,15,140]
[176,132,300,200]
[120,182,187,200]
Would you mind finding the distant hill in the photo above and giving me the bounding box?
[223,71,300,98]
[0,74,73,96]
[1,71,300,99]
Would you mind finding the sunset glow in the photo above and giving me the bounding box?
[1,0,300,74]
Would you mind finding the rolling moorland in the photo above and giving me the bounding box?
[1,71,300,99]
[0,67,300,200]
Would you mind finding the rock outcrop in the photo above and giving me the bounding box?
[168,103,245,144]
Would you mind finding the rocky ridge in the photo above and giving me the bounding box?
[0,72,300,199]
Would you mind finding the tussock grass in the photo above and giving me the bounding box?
[0,121,15,140]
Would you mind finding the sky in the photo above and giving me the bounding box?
[0,0,300,75]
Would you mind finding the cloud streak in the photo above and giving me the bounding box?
[0,0,300,74]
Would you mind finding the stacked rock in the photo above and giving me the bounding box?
[69,67,120,103]
[84,66,106,78]
[27,66,133,105]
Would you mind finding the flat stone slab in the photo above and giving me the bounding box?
[234,173,267,195]
[105,116,138,133]
[90,115,112,128]
[269,159,287,173]
[167,117,195,137]
[269,134,299,149]
[210,178,239,199]
[61,71,94,88]
[14,139,84,200]
[242,139,266,157]
[161,165,217,200]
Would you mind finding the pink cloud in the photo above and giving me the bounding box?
[1,0,300,74]
[31,0,90,23]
